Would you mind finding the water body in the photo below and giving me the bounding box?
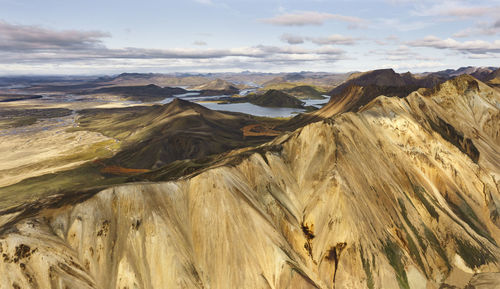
[34,92,330,119]
[303,95,331,108]
[158,92,200,104]
[197,102,306,118]
[158,92,331,118]
[197,95,331,118]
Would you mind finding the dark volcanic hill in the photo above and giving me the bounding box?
[328,68,445,97]
[92,84,188,102]
[76,98,278,169]
[249,89,305,108]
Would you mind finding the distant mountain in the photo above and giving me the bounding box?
[424,66,498,82]
[191,79,237,91]
[191,79,240,96]
[92,84,188,102]
[261,72,349,88]
[284,85,325,99]
[106,73,211,87]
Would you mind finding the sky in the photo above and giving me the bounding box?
[0,0,499,75]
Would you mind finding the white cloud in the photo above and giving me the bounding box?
[466,53,499,59]
[0,20,348,72]
[0,20,110,51]
[193,41,207,46]
[376,18,433,31]
[280,34,305,45]
[407,35,500,54]
[381,61,445,70]
[260,11,366,27]
[368,45,439,61]
[309,34,357,45]
[453,19,500,37]
[410,1,500,19]
[279,33,358,46]
[0,47,348,74]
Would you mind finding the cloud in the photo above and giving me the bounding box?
[309,34,357,45]
[407,35,500,54]
[259,11,366,27]
[453,19,500,37]
[466,53,498,59]
[377,46,417,61]
[0,20,348,69]
[0,44,344,63]
[0,20,110,51]
[368,45,439,61]
[279,33,358,46]
[0,20,347,71]
[280,34,304,45]
[193,41,207,46]
[376,18,433,31]
[375,35,400,45]
[381,61,446,70]
[436,6,490,17]
[410,1,500,19]
[0,44,348,74]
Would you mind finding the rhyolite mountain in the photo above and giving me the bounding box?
[0,74,499,289]
[282,69,448,130]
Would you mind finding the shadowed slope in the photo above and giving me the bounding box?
[0,99,284,208]
[75,98,277,169]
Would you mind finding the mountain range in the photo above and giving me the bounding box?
[0,67,499,289]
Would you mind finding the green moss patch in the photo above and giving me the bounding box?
[383,240,410,289]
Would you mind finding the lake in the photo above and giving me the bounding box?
[160,92,330,118]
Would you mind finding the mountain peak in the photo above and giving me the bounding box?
[424,74,480,97]
[166,97,201,110]
[192,78,238,91]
